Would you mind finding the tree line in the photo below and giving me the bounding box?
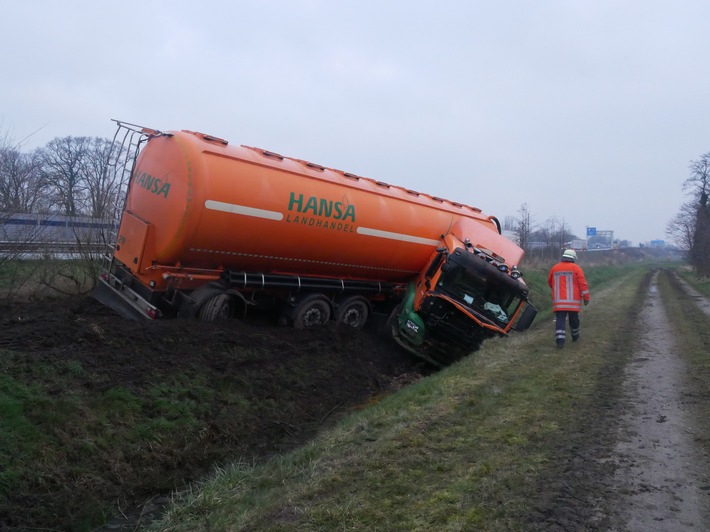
[504,203,583,261]
[667,152,710,276]
[1,133,125,220]
[0,132,131,299]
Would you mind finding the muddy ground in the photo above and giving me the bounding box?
[605,272,710,530]
[0,296,431,530]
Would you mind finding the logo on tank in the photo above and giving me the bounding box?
[286,192,356,233]
[133,171,171,199]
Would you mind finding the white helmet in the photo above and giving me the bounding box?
[562,249,577,262]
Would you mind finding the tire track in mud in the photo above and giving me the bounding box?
[672,271,710,318]
[607,270,709,530]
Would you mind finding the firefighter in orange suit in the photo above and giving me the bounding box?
[547,249,590,348]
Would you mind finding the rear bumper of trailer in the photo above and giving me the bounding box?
[93,275,160,321]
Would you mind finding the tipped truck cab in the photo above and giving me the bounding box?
[389,225,536,365]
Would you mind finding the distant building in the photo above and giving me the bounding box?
[567,239,589,251]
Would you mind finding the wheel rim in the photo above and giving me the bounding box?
[303,307,326,327]
[293,296,331,329]
[339,302,368,328]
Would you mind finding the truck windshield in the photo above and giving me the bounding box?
[434,250,526,326]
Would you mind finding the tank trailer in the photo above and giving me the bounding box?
[95,122,537,364]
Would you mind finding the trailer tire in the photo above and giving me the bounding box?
[198,294,234,321]
[335,296,370,329]
[292,295,331,329]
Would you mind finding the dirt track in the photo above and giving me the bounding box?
[606,272,710,529]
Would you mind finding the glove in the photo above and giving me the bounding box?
[584,300,589,306]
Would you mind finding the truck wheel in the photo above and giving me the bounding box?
[198,294,234,321]
[335,296,369,329]
[292,295,331,329]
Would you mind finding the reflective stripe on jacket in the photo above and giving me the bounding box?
[547,261,590,313]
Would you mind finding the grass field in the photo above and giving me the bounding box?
[152,262,662,531]
[2,255,707,530]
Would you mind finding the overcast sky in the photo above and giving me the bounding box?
[3,1,709,245]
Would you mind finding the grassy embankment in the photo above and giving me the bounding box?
[0,257,97,301]
[152,261,658,531]
[677,266,710,298]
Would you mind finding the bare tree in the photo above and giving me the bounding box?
[1,133,44,257]
[685,152,710,207]
[524,216,574,261]
[545,217,570,256]
[1,131,126,299]
[38,136,93,216]
[502,215,517,232]
[666,201,695,254]
[0,146,46,213]
[516,203,534,251]
[81,137,125,220]
[683,152,710,276]
[0,132,46,300]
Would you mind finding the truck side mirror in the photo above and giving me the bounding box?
[514,303,537,331]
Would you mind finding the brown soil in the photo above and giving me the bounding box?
[0,296,430,530]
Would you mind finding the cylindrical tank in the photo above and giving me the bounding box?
[116,130,516,287]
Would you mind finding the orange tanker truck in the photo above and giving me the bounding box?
[95,122,537,364]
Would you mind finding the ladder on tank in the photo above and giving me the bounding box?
[100,120,162,274]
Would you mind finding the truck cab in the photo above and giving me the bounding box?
[390,233,536,365]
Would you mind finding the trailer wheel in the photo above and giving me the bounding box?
[292,295,331,329]
[335,296,370,329]
[198,294,234,321]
